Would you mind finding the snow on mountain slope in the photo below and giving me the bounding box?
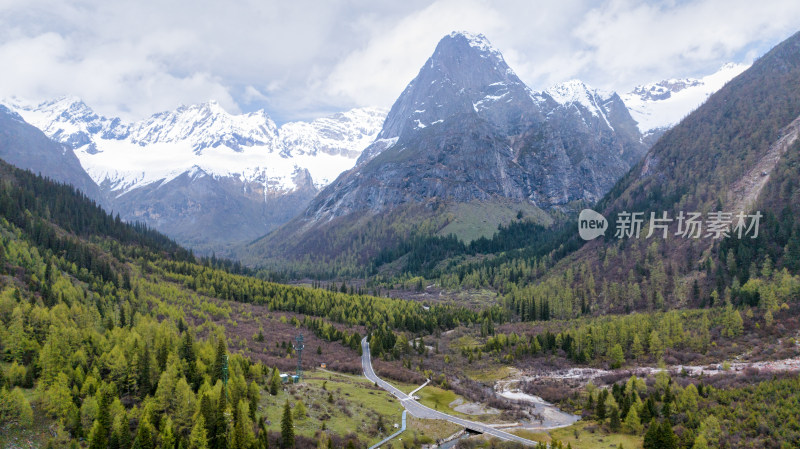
[4,98,387,195]
[622,63,749,134]
[546,79,616,129]
[546,80,612,115]
[126,101,280,152]
[279,108,386,185]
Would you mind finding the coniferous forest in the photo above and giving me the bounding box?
[0,161,495,448]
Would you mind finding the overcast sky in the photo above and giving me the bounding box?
[2,0,800,124]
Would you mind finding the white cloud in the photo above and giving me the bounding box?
[557,0,800,90]
[318,0,800,109]
[320,0,505,108]
[1,0,799,121]
[0,29,238,120]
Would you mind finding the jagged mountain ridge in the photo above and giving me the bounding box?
[3,97,386,253]
[305,32,645,222]
[1,32,747,259]
[246,31,648,265]
[6,97,387,194]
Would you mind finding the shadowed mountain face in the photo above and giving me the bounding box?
[111,167,318,252]
[305,32,645,222]
[248,32,646,263]
[0,106,104,204]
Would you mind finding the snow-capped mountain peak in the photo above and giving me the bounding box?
[375,31,531,142]
[4,96,124,153]
[546,79,610,103]
[280,107,387,158]
[546,80,615,116]
[448,31,503,59]
[4,97,387,195]
[629,78,702,101]
[622,62,749,134]
[127,100,279,153]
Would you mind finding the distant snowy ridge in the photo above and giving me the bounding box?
[622,63,749,134]
[2,61,747,198]
[3,97,386,195]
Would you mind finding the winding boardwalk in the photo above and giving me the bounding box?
[361,338,537,446]
[369,410,407,449]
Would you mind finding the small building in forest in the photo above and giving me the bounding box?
[280,373,300,384]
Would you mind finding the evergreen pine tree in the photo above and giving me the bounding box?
[213,338,227,384]
[585,392,594,418]
[199,393,215,438]
[659,420,678,449]
[180,332,198,389]
[88,420,106,449]
[161,417,176,449]
[280,400,294,449]
[786,228,800,272]
[609,406,622,432]
[376,414,384,433]
[189,416,210,449]
[269,369,281,396]
[641,397,656,422]
[109,428,121,449]
[661,401,672,423]
[139,344,153,395]
[112,413,131,449]
[97,389,112,437]
[212,390,229,449]
[132,415,155,449]
[68,406,83,438]
[642,419,659,449]
[257,418,269,449]
[596,390,607,421]
[86,389,110,449]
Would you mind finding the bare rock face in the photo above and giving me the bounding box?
[111,167,317,253]
[246,32,647,263]
[305,32,646,223]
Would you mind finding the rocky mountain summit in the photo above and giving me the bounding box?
[304,32,645,223]
[248,32,647,262]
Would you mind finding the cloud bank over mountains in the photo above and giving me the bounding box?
[1,0,799,123]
